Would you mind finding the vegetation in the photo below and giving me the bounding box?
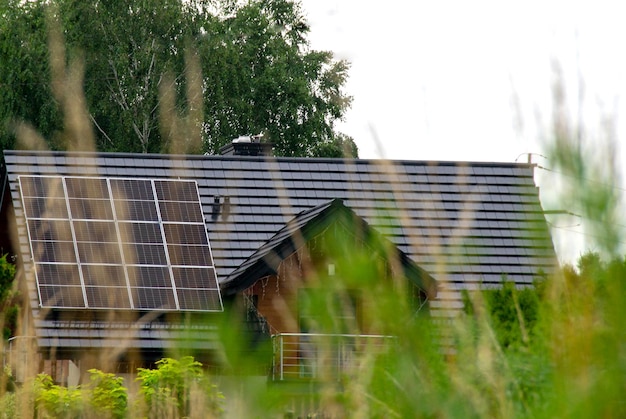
[0,1,624,418]
[0,147,621,416]
[136,357,224,418]
[0,359,223,418]
[0,255,17,341]
[462,280,543,350]
[0,255,15,304]
[35,373,84,418]
[88,369,128,419]
[0,0,356,157]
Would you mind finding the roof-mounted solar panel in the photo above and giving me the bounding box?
[19,175,223,312]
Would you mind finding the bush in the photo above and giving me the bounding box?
[136,356,224,418]
[35,373,84,419]
[87,369,127,419]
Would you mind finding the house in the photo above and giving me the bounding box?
[0,146,556,381]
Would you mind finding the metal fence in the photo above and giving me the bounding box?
[271,333,395,381]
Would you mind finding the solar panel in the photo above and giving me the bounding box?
[19,175,223,312]
[86,286,132,309]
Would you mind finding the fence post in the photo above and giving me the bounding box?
[280,334,284,381]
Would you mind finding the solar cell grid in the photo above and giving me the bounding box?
[158,201,204,223]
[23,197,68,219]
[32,241,76,263]
[19,175,223,312]
[134,287,176,310]
[29,219,73,242]
[86,286,131,308]
[177,289,221,311]
[20,176,62,197]
[72,221,118,242]
[19,176,43,197]
[168,245,213,266]
[39,285,84,308]
[154,180,197,201]
[127,243,168,265]
[110,179,154,200]
[76,242,122,264]
[68,198,114,220]
[113,200,159,221]
[172,267,218,289]
[81,265,126,286]
[163,224,208,245]
[118,222,163,244]
[36,264,81,285]
[126,266,171,288]
[65,177,109,199]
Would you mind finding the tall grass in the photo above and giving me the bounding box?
[2,8,625,418]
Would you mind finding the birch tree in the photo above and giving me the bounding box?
[0,0,356,157]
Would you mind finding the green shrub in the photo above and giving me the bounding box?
[87,369,127,419]
[35,373,84,419]
[0,254,15,303]
[0,392,16,419]
[136,356,223,418]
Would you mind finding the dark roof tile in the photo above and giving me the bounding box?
[3,150,557,350]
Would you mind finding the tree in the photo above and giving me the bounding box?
[197,0,355,157]
[0,1,62,151]
[462,279,542,350]
[0,0,356,157]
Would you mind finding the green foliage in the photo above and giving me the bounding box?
[0,1,61,151]
[0,391,16,419]
[2,305,18,341]
[463,280,542,350]
[0,0,355,157]
[198,0,355,157]
[27,362,224,418]
[1,16,624,415]
[1,224,625,419]
[0,254,16,303]
[454,250,625,417]
[537,251,626,417]
[136,356,224,417]
[0,254,17,340]
[87,369,127,419]
[32,370,127,419]
[35,373,85,419]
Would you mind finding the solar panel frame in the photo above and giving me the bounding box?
[18,175,223,312]
[153,179,222,311]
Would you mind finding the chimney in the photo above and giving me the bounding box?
[219,134,274,157]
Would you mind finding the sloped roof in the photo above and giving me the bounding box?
[222,198,437,297]
[1,149,557,349]
[3,150,555,285]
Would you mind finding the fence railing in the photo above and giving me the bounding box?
[271,333,395,381]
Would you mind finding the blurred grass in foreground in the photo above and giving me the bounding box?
[1,8,625,417]
[1,190,623,418]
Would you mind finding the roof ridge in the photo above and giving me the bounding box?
[2,149,537,168]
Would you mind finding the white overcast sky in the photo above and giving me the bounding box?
[300,0,626,262]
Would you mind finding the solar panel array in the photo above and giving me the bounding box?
[19,175,223,312]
